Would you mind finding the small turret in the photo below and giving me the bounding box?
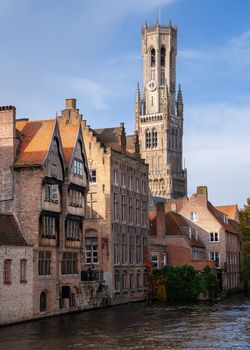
[135,82,141,132]
[176,84,183,118]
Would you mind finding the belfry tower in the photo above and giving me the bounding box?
[135,20,187,199]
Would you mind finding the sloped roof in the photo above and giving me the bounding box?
[208,202,237,234]
[0,214,27,246]
[58,123,79,165]
[165,212,204,248]
[15,119,55,166]
[215,204,238,220]
[93,127,121,144]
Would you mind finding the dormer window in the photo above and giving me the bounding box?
[73,159,83,176]
[223,215,228,224]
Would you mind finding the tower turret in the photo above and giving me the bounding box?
[176,84,183,118]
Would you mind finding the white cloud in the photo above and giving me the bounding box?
[184,102,250,207]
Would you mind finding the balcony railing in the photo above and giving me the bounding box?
[81,270,103,282]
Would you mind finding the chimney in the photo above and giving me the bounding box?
[0,106,16,207]
[119,122,126,154]
[197,186,208,201]
[65,98,76,109]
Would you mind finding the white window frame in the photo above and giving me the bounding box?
[113,169,118,186]
[210,232,219,242]
[190,211,198,222]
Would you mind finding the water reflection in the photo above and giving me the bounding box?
[1,295,250,349]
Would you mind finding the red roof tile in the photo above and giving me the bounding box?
[58,124,79,165]
[15,119,55,166]
[0,214,27,246]
[208,202,237,234]
[215,204,238,220]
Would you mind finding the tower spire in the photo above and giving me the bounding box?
[176,84,183,118]
[135,82,141,131]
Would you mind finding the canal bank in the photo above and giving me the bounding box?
[0,294,249,349]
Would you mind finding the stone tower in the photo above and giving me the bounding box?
[135,20,187,199]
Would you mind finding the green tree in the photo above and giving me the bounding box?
[239,198,250,292]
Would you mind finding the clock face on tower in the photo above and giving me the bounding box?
[147,80,157,92]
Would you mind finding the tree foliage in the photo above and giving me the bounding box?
[153,265,217,302]
[239,198,250,291]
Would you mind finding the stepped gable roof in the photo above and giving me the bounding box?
[207,202,237,234]
[58,123,79,165]
[0,214,27,246]
[215,204,238,220]
[15,119,55,166]
[165,212,204,248]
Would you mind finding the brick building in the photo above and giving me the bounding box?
[149,200,213,272]
[166,186,241,291]
[81,118,149,304]
[0,213,33,325]
[0,102,89,320]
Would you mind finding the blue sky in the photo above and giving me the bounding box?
[0,0,249,207]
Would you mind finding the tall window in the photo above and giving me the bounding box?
[85,237,98,264]
[122,272,127,290]
[86,192,98,219]
[113,169,118,185]
[114,192,118,222]
[61,252,78,275]
[160,68,165,85]
[152,129,157,148]
[66,219,81,241]
[73,159,83,176]
[210,232,219,242]
[136,272,141,289]
[129,235,134,264]
[129,273,134,289]
[160,46,165,66]
[121,173,126,188]
[136,199,140,225]
[210,252,220,268]
[38,251,51,276]
[122,234,127,264]
[136,236,141,264]
[90,169,97,183]
[136,178,140,193]
[151,254,159,270]
[122,195,126,223]
[40,292,46,312]
[129,175,133,191]
[3,259,12,284]
[69,189,83,207]
[129,197,133,224]
[151,48,156,67]
[20,259,27,282]
[146,130,152,149]
[41,216,56,238]
[44,184,59,202]
[142,201,147,227]
[114,271,119,291]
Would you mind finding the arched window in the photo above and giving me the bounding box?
[146,130,151,149]
[152,129,157,148]
[3,259,12,283]
[160,46,165,66]
[151,48,156,67]
[40,291,47,312]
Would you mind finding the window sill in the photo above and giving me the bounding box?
[38,275,52,278]
[4,281,12,285]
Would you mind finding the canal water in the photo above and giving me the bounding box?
[1,294,250,349]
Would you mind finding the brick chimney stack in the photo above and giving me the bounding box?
[57,98,82,125]
[0,106,16,209]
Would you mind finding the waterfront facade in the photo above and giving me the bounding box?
[135,21,187,199]
[149,199,214,271]
[0,102,89,323]
[165,186,241,291]
[82,119,149,303]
